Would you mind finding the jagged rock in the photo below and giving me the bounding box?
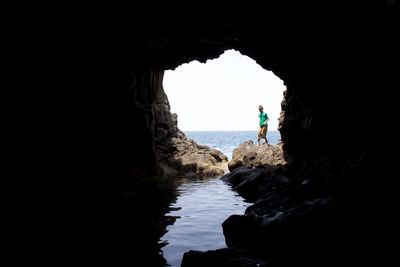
[221,166,288,202]
[160,138,228,178]
[228,140,285,172]
[62,4,399,266]
[181,248,270,267]
[148,80,228,178]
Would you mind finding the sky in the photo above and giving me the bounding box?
[163,49,286,131]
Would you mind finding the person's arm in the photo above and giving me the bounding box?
[263,114,269,125]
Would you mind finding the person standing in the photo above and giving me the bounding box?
[257,105,269,146]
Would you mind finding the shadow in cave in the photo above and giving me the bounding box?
[46,3,400,267]
[117,175,182,267]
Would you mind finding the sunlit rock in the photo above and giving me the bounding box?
[228,140,285,172]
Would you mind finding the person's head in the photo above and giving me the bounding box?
[258,105,263,112]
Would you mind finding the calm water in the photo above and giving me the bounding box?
[159,131,280,267]
[160,178,251,267]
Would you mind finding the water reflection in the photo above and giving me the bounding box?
[118,175,182,267]
[160,177,251,267]
[119,175,250,267]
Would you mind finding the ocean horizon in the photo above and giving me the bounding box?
[184,130,281,160]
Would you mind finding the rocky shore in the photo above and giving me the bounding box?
[159,135,228,178]
[228,140,285,172]
[153,86,228,178]
[181,139,391,266]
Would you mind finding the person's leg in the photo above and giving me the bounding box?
[261,126,267,145]
[257,126,261,146]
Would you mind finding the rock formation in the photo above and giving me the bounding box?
[159,137,228,178]
[227,141,285,172]
[50,2,400,266]
[153,81,228,178]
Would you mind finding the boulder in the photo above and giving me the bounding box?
[160,137,228,178]
[228,140,285,172]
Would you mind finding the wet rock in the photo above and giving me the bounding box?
[181,248,270,267]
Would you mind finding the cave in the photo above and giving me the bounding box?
[47,2,399,266]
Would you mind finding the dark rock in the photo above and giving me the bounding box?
[182,248,270,267]
[50,3,400,266]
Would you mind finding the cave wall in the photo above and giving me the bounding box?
[53,1,399,265]
[95,0,399,223]
[101,2,399,176]
[112,68,184,176]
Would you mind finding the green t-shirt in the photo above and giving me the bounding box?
[259,112,269,127]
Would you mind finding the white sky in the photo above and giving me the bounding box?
[163,49,286,131]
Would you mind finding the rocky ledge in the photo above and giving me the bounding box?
[159,135,228,178]
[228,140,285,172]
[153,86,228,178]
[181,140,385,266]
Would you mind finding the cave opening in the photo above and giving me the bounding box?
[162,49,286,158]
[22,3,399,267]
[154,49,288,266]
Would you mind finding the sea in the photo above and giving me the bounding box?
[159,130,281,267]
[185,130,281,160]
